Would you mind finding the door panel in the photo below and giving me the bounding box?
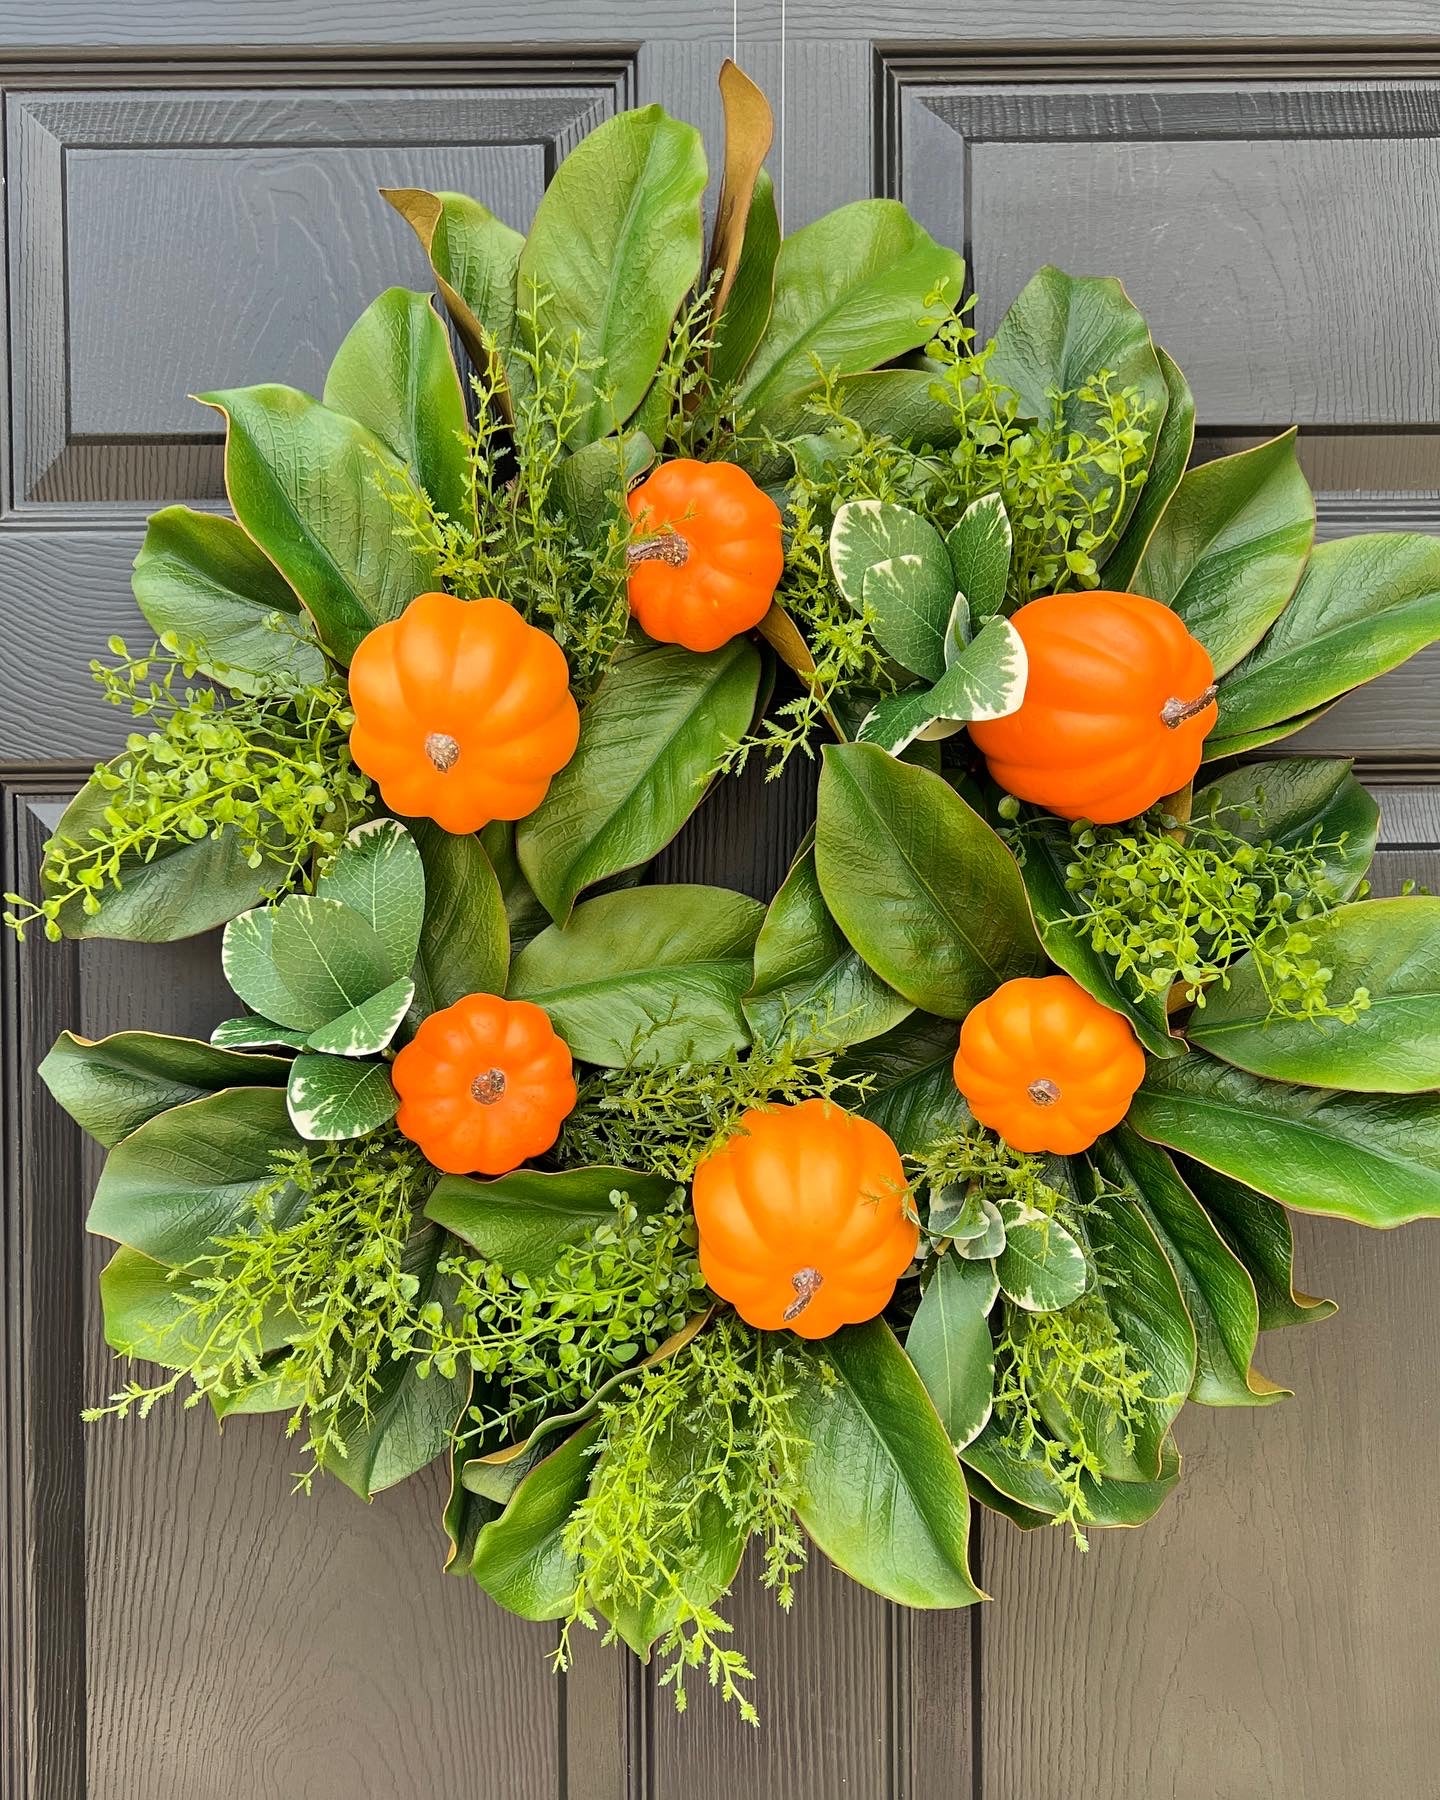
[4,12,1440,1800]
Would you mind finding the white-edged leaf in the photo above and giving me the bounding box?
[831,500,954,680]
[315,819,425,983]
[955,1196,1006,1260]
[858,617,1027,753]
[994,1206,1089,1312]
[210,1017,310,1052]
[286,1055,397,1141]
[304,976,415,1057]
[905,1254,998,1451]
[944,494,1012,622]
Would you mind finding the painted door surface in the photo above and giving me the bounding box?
[3,7,1438,1796]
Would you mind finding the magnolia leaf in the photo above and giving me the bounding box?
[131,506,325,695]
[99,1244,296,1370]
[964,1421,1182,1528]
[210,1017,310,1052]
[1200,700,1338,763]
[303,976,414,1057]
[480,821,554,953]
[510,884,763,1066]
[1190,756,1379,904]
[1134,429,1314,676]
[944,493,1011,623]
[321,1221,468,1498]
[1191,897,1440,1092]
[1129,1052,1440,1227]
[744,837,913,1055]
[315,818,426,984]
[516,640,761,924]
[286,1054,397,1142]
[1217,533,1440,738]
[710,168,780,390]
[708,60,774,328]
[994,1207,1088,1313]
[87,1087,306,1266]
[857,617,1027,754]
[517,105,708,446]
[550,432,655,542]
[783,1318,983,1608]
[830,500,953,680]
[427,1164,677,1279]
[736,200,964,426]
[834,1011,971,1155]
[1102,347,1196,589]
[815,744,1044,1019]
[198,385,437,665]
[1176,1156,1336,1331]
[905,1255,998,1451]
[40,1028,287,1149]
[322,286,469,523]
[1097,1129,1285,1407]
[381,186,524,405]
[469,1422,599,1618]
[410,822,509,1016]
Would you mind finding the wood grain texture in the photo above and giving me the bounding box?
[979,826,1440,1800]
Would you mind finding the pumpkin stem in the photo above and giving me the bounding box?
[626,531,688,569]
[470,1068,507,1104]
[1028,1078,1062,1107]
[425,731,461,773]
[782,1266,824,1322]
[1160,685,1218,729]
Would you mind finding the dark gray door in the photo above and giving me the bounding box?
[4,9,1438,1798]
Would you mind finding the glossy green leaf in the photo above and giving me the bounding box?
[737,200,964,427]
[834,1011,970,1154]
[322,286,469,523]
[1102,346,1195,589]
[815,744,1044,1019]
[1175,1156,1336,1331]
[87,1086,305,1265]
[994,1208,1088,1313]
[711,167,779,389]
[510,884,763,1066]
[199,384,437,664]
[1191,757,1379,903]
[550,431,655,542]
[516,640,761,924]
[744,838,913,1054]
[321,1221,468,1498]
[945,493,1011,622]
[1013,815,1179,1059]
[382,186,524,398]
[517,105,708,445]
[443,1427,499,1575]
[480,821,552,953]
[1096,1128,1285,1407]
[986,267,1166,550]
[1135,430,1314,676]
[787,367,962,455]
[286,1054,397,1142]
[963,1421,1182,1528]
[830,500,953,680]
[1130,1052,1440,1226]
[40,1028,288,1149]
[428,1164,676,1279]
[42,768,285,942]
[470,1422,598,1617]
[783,1319,982,1608]
[99,1244,295,1369]
[1192,897,1440,1091]
[904,1255,997,1451]
[857,616,1027,754]
[1218,533,1440,738]
[269,896,397,1027]
[304,976,414,1057]
[131,505,324,695]
[409,822,509,1016]
[315,819,426,984]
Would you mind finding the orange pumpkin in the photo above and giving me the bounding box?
[626,458,784,653]
[348,592,580,835]
[952,974,1145,1155]
[967,590,1217,823]
[392,993,576,1175]
[691,1099,917,1339]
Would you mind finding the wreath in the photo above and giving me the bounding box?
[12,64,1440,1724]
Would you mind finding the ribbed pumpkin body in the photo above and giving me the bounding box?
[392,993,576,1175]
[968,590,1217,823]
[952,974,1145,1154]
[348,592,579,835]
[691,1099,916,1339]
[626,458,784,653]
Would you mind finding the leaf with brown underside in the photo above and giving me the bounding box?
[709,59,774,328]
[756,603,846,738]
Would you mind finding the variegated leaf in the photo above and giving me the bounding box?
[944,493,1012,622]
[994,1205,1088,1312]
[286,1054,397,1141]
[304,976,415,1058]
[830,499,954,680]
[315,818,425,983]
[858,617,1027,753]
